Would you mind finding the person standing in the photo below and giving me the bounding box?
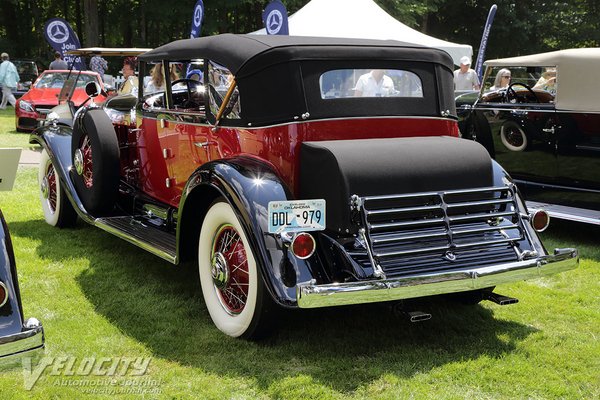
[0,52,20,109]
[49,51,68,70]
[89,53,108,81]
[454,56,480,91]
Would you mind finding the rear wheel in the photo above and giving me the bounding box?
[198,200,274,339]
[38,149,77,227]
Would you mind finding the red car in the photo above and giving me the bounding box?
[15,70,105,132]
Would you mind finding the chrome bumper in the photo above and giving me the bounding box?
[0,319,44,360]
[297,248,578,308]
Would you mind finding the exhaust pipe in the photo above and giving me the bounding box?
[405,310,432,322]
[485,292,519,306]
[389,302,432,322]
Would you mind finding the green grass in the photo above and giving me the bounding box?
[0,107,40,148]
[0,159,598,398]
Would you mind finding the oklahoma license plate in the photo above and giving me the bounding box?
[268,199,326,234]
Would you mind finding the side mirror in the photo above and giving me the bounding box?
[85,81,101,97]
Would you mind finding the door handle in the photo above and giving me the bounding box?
[542,127,555,134]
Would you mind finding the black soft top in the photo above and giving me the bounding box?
[138,34,453,77]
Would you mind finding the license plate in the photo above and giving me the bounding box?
[268,199,326,234]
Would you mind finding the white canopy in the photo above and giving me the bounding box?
[252,0,472,65]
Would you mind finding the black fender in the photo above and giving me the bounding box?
[177,157,328,308]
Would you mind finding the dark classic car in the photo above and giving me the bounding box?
[0,152,44,360]
[31,35,577,338]
[460,48,600,224]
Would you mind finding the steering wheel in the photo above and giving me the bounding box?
[505,82,540,104]
[172,78,200,108]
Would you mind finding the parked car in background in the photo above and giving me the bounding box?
[32,35,577,339]
[15,70,106,132]
[460,48,600,225]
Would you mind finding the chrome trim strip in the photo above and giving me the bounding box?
[0,325,44,359]
[140,114,456,130]
[449,211,516,222]
[372,231,447,244]
[297,249,578,308]
[366,204,441,215]
[369,217,445,230]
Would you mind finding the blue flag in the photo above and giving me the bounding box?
[190,0,204,38]
[474,4,498,81]
[43,18,86,70]
[263,0,289,35]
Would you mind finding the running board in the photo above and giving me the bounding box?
[527,201,600,225]
[95,216,177,263]
[485,292,518,306]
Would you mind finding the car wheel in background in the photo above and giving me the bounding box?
[198,200,275,339]
[500,120,528,152]
[71,109,119,215]
[38,149,77,227]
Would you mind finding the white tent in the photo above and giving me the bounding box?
[253,0,472,66]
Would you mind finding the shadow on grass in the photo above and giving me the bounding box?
[10,218,537,393]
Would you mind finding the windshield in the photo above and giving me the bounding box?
[35,72,98,89]
[14,61,38,78]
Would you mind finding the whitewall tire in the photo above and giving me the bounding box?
[198,200,271,338]
[38,149,77,227]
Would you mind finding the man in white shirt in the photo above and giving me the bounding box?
[454,56,480,91]
[354,70,395,97]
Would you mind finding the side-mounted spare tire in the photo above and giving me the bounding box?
[71,108,120,215]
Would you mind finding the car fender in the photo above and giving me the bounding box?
[178,157,325,308]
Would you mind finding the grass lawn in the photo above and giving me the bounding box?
[0,107,40,148]
[0,113,598,398]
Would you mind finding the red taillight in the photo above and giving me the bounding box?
[531,209,550,232]
[290,233,316,259]
[0,282,7,307]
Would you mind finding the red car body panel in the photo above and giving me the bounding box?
[136,117,460,207]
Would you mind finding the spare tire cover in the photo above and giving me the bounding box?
[300,136,493,234]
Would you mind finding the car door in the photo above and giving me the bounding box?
[477,87,558,185]
[554,112,600,210]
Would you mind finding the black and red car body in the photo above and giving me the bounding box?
[31,35,577,338]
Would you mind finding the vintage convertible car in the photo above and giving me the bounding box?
[460,48,600,224]
[15,70,106,132]
[31,34,578,338]
[0,151,44,360]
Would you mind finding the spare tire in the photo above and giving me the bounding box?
[71,109,120,215]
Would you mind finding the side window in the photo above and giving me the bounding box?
[142,62,167,110]
[208,61,240,120]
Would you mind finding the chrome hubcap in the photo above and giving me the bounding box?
[211,252,229,289]
[74,148,84,175]
[41,176,49,199]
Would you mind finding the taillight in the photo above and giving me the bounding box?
[290,232,316,259]
[0,282,8,307]
[531,209,550,232]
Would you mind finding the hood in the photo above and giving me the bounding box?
[20,87,94,107]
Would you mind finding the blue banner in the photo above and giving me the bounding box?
[43,18,86,70]
[190,0,204,38]
[474,4,498,81]
[263,0,289,35]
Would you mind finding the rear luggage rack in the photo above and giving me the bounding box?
[350,186,525,279]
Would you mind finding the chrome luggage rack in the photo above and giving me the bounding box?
[350,185,528,280]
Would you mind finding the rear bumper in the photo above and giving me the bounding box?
[0,319,44,360]
[297,248,578,308]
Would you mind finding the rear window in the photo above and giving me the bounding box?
[320,69,423,99]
